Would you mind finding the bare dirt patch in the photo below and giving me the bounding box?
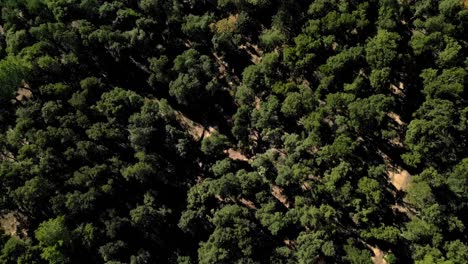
[16,87,32,102]
[370,246,388,264]
[388,168,411,191]
[377,148,411,191]
[0,212,27,237]
[390,82,404,96]
[271,184,291,208]
[301,182,312,191]
[225,148,249,161]
[254,96,261,110]
[238,198,257,209]
[387,112,405,126]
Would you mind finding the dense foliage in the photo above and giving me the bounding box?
[0,0,466,263]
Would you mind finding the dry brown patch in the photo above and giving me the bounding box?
[225,148,249,161]
[0,150,16,162]
[389,137,404,147]
[254,96,261,110]
[390,82,405,96]
[388,168,411,191]
[370,246,388,264]
[387,112,405,126]
[0,212,27,237]
[377,148,411,191]
[331,42,338,51]
[204,127,216,138]
[239,198,257,209]
[271,184,291,208]
[16,88,32,102]
[283,239,296,248]
[301,182,312,191]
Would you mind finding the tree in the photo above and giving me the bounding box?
[0,57,28,100]
[201,132,230,159]
[169,49,219,106]
[35,216,72,264]
[198,205,271,264]
[403,99,462,168]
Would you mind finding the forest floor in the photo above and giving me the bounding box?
[371,245,388,264]
[15,88,32,102]
[388,168,411,191]
[224,148,249,161]
[0,212,27,237]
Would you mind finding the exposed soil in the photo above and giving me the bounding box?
[271,184,291,208]
[390,82,405,96]
[0,212,27,237]
[16,87,32,102]
[254,96,261,110]
[238,198,257,209]
[388,168,411,191]
[387,112,405,126]
[370,246,388,264]
[225,148,249,161]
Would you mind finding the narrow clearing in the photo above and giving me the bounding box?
[370,245,388,264]
[388,168,411,191]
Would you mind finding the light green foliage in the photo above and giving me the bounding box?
[361,225,400,244]
[420,68,466,100]
[366,30,400,69]
[35,216,71,263]
[343,240,373,264]
[260,28,286,50]
[182,14,214,38]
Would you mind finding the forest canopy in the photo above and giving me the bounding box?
[0,0,467,263]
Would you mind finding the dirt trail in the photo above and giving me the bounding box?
[225,148,249,161]
[175,111,216,141]
[377,149,411,191]
[271,184,291,208]
[388,167,411,191]
[387,112,405,126]
[238,198,257,209]
[370,246,388,264]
